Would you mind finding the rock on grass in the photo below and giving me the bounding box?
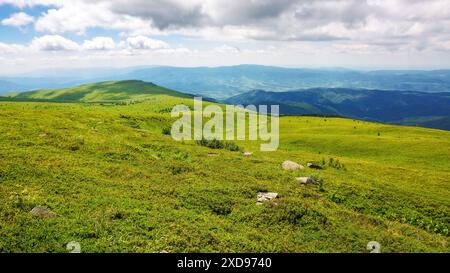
[30,206,58,218]
[256,192,278,205]
[282,160,304,170]
[296,177,316,185]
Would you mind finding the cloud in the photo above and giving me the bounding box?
[0,42,25,54]
[204,0,298,25]
[0,0,63,8]
[1,0,450,71]
[83,37,115,50]
[1,12,34,27]
[3,0,447,52]
[214,44,241,54]
[108,0,206,29]
[30,35,79,51]
[34,2,113,35]
[125,35,169,50]
[32,1,157,35]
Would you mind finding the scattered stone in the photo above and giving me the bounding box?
[207,153,218,157]
[281,160,304,170]
[256,192,278,205]
[38,133,47,137]
[296,177,315,185]
[30,206,58,218]
[243,152,253,157]
[307,163,324,170]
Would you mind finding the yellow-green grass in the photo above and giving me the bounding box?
[0,95,448,253]
[7,80,191,103]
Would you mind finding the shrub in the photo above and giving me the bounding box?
[158,107,173,113]
[162,127,171,135]
[310,174,325,191]
[326,157,346,170]
[168,165,192,175]
[179,189,234,216]
[328,191,345,203]
[196,138,241,152]
[223,142,240,152]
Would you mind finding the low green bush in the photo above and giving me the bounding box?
[196,138,241,152]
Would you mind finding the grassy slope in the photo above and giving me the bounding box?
[8,80,191,103]
[0,89,448,253]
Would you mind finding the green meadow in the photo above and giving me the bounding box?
[0,81,448,253]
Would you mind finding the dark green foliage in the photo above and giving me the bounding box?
[327,158,346,170]
[310,174,325,191]
[264,201,328,228]
[158,107,173,113]
[161,127,171,136]
[168,165,192,175]
[327,191,345,204]
[196,138,241,152]
[179,189,234,216]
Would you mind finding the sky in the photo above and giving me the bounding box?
[0,0,450,74]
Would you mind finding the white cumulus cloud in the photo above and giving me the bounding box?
[30,35,79,51]
[214,44,241,54]
[1,12,34,27]
[83,37,115,50]
[0,42,25,54]
[125,35,169,50]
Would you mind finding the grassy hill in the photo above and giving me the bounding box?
[0,82,448,253]
[6,80,192,103]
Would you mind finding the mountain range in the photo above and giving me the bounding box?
[224,88,450,130]
[2,80,450,131]
[2,65,450,99]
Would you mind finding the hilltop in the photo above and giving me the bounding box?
[6,80,192,103]
[0,81,448,253]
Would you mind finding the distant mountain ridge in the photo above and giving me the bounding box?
[2,65,450,98]
[2,79,450,130]
[224,88,450,130]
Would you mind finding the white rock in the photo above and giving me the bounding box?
[282,160,304,170]
[296,177,315,185]
[256,192,278,204]
[243,152,253,157]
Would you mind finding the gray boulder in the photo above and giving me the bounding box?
[282,160,304,170]
[30,206,58,218]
